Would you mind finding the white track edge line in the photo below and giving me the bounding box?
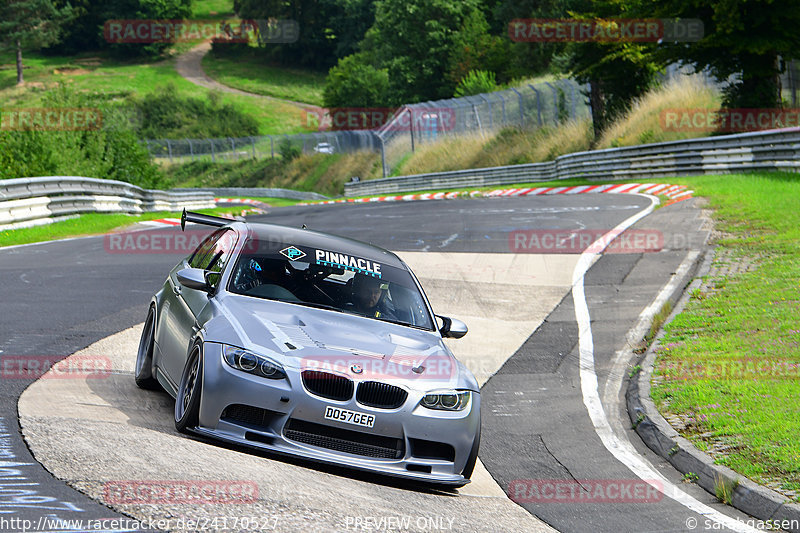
[571,195,760,532]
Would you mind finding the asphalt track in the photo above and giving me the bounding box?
[0,195,757,532]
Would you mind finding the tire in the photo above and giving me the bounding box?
[134,307,160,390]
[174,343,203,433]
[461,418,481,480]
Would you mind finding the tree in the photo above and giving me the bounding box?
[0,0,73,84]
[323,54,390,108]
[235,0,375,69]
[47,0,191,57]
[566,40,659,138]
[365,0,492,103]
[557,0,660,139]
[641,0,800,108]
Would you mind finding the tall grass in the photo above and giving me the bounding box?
[596,75,721,149]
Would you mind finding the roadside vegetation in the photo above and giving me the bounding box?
[0,202,299,248]
[202,48,326,106]
[650,172,800,501]
[162,151,380,196]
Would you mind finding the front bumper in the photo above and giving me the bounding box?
[196,343,480,486]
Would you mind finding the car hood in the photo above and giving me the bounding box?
[207,293,477,391]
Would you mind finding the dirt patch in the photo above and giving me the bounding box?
[53,67,91,75]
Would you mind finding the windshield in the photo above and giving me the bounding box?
[228,238,434,330]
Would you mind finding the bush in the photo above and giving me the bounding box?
[278,138,301,161]
[454,70,497,97]
[323,54,391,108]
[128,85,259,140]
[0,85,163,188]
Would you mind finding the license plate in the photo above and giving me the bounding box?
[324,406,375,428]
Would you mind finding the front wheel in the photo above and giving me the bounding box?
[175,344,202,433]
[135,307,160,390]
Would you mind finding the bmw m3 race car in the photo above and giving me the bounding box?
[135,210,481,486]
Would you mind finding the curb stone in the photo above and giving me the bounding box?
[626,247,800,531]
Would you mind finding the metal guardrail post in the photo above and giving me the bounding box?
[167,140,173,162]
[544,82,559,124]
[251,137,256,158]
[210,140,215,162]
[527,85,543,127]
[378,133,388,178]
[499,94,507,124]
[188,139,194,161]
[479,95,493,130]
[270,136,274,158]
[566,81,577,119]
[230,137,235,160]
[408,108,415,153]
[510,88,525,126]
[472,104,483,136]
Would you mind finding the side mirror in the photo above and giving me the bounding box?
[437,315,468,339]
[177,267,211,293]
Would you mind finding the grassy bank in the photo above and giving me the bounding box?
[0,203,297,248]
[202,50,326,106]
[0,52,307,136]
[651,172,800,501]
[162,151,381,196]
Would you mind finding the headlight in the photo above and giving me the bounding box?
[222,345,286,380]
[420,390,471,411]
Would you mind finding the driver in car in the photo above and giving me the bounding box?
[351,273,397,320]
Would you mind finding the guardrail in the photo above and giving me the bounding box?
[0,176,216,229]
[345,127,800,195]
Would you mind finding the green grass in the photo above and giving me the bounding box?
[192,0,235,19]
[650,171,800,500]
[0,204,275,248]
[0,51,309,136]
[229,196,303,207]
[202,51,326,106]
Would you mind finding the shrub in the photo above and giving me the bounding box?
[454,70,497,98]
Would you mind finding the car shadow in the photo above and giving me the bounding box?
[87,371,460,497]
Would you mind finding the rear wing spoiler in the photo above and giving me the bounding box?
[181,209,233,231]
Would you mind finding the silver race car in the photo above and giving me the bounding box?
[135,211,480,486]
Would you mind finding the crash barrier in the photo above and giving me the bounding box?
[0,176,215,229]
[176,187,327,201]
[345,127,800,195]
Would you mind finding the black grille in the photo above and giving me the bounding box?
[356,381,408,409]
[221,404,274,429]
[284,419,404,459]
[302,370,354,401]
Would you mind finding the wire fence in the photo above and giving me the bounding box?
[144,78,592,175]
[144,130,380,164]
[374,79,591,176]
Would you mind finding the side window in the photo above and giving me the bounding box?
[188,230,224,269]
[205,230,238,289]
